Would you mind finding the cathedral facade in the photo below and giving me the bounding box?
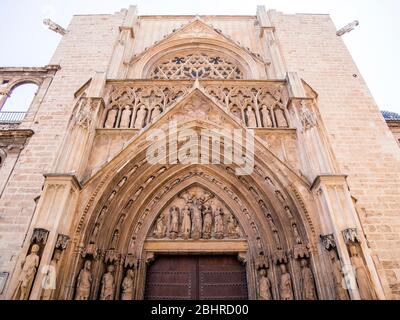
[0,5,400,300]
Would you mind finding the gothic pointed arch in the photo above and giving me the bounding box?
[126,19,268,80]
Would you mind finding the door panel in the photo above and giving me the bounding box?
[144,255,248,300]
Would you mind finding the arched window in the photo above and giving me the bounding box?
[149,52,244,80]
[0,83,39,123]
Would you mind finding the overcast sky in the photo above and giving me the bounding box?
[1,0,399,113]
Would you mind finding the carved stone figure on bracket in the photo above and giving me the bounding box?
[202,204,213,239]
[151,106,162,121]
[227,214,240,239]
[266,214,282,249]
[41,249,61,300]
[181,205,192,240]
[274,106,288,127]
[279,264,294,300]
[120,107,131,128]
[110,229,120,250]
[349,244,374,300]
[12,244,40,300]
[192,199,204,240]
[329,250,349,300]
[245,105,257,127]
[100,264,115,300]
[300,259,317,300]
[154,213,166,239]
[134,105,147,129]
[121,269,135,300]
[104,108,117,128]
[75,260,92,300]
[258,268,272,300]
[214,207,225,239]
[169,206,180,239]
[260,105,272,127]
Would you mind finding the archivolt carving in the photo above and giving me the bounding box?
[149,53,244,80]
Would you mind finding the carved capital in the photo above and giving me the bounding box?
[342,228,360,244]
[256,254,269,270]
[31,228,49,245]
[55,234,70,251]
[320,234,336,251]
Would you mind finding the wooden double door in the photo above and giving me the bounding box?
[144,255,248,300]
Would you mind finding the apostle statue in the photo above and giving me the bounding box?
[134,106,147,129]
[202,204,213,239]
[227,214,240,238]
[329,250,349,300]
[41,249,61,300]
[13,244,40,300]
[245,106,257,127]
[100,264,115,300]
[258,268,273,300]
[120,108,131,128]
[181,205,192,240]
[300,259,317,300]
[169,206,180,239]
[260,105,272,127]
[349,244,374,300]
[279,264,294,300]
[192,199,204,240]
[75,260,92,300]
[121,269,135,300]
[214,207,225,239]
[154,213,166,239]
[104,108,117,128]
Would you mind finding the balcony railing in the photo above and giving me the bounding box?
[0,111,26,123]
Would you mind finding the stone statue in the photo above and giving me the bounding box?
[121,269,135,300]
[41,249,61,300]
[266,214,281,249]
[275,107,288,127]
[120,108,131,128]
[349,244,374,300]
[110,229,120,250]
[151,106,162,121]
[75,260,92,300]
[134,106,147,129]
[202,204,213,239]
[13,244,40,300]
[181,205,192,240]
[245,106,257,127]
[100,264,115,300]
[104,108,117,128]
[329,250,349,300]
[300,259,317,300]
[258,268,272,300]
[169,206,180,239]
[192,199,203,240]
[214,207,225,239]
[227,214,240,239]
[154,213,166,239]
[261,105,272,127]
[279,264,294,300]
[90,223,100,244]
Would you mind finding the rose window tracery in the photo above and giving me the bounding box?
[149,53,244,80]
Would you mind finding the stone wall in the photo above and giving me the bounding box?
[270,11,400,298]
[0,12,123,295]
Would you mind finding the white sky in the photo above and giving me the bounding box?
[0,0,399,113]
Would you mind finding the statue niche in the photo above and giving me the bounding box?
[148,186,244,241]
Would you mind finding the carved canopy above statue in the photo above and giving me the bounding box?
[149,52,244,80]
